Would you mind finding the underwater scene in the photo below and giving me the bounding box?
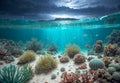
[0,12,120,83]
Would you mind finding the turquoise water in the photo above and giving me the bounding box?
[0,12,120,51]
[0,27,119,51]
[0,12,120,83]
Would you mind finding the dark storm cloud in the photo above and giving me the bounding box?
[55,0,120,9]
[0,0,120,20]
[0,0,55,14]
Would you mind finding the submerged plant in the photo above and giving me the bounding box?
[0,39,23,58]
[18,50,36,65]
[47,44,58,54]
[26,39,43,52]
[23,64,34,77]
[0,46,7,59]
[0,64,33,83]
[35,55,57,74]
[66,44,80,58]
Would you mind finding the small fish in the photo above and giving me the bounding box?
[85,44,90,48]
[83,34,88,37]
[95,34,99,37]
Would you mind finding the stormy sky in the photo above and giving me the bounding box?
[0,0,120,20]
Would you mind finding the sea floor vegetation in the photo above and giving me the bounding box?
[0,30,120,83]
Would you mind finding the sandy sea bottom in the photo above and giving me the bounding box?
[0,50,91,83]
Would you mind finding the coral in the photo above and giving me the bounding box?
[114,56,120,63]
[0,64,33,83]
[60,72,80,83]
[102,57,111,67]
[0,46,15,63]
[0,39,23,57]
[18,50,36,65]
[89,58,105,70]
[59,56,69,63]
[107,30,120,46]
[35,55,57,74]
[0,46,7,59]
[26,39,43,52]
[112,72,120,81]
[108,63,116,67]
[66,44,80,58]
[96,40,103,45]
[104,44,118,56]
[87,57,94,62]
[60,67,65,72]
[90,70,99,81]
[94,69,104,78]
[107,67,116,75]
[11,48,23,57]
[104,72,112,81]
[0,39,23,63]
[97,78,107,83]
[116,47,120,55]
[94,69,112,82]
[96,69,106,75]
[81,71,94,83]
[0,39,16,53]
[93,40,104,53]
[4,56,14,63]
[79,64,87,69]
[73,54,86,64]
[51,74,56,79]
[109,63,120,71]
[47,44,57,54]
[106,30,120,56]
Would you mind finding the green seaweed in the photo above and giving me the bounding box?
[0,64,33,83]
[66,44,80,58]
